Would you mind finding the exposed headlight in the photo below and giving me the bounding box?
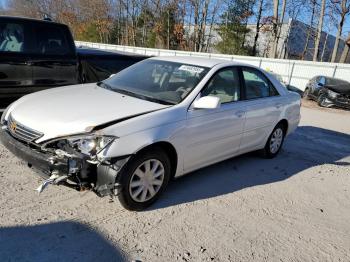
[67,135,116,155]
[327,89,338,99]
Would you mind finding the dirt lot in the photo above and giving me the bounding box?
[0,102,350,262]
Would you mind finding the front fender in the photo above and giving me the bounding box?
[97,120,186,178]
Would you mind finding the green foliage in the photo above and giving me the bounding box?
[76,22,100,43]
[216,24,252,55]
[146,31,157,48]
[216,0,253,55]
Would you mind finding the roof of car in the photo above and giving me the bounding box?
[149,56,245,68]
[0,16,65,26]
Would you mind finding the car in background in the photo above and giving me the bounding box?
[0,16,147,112]
[304,75,350,110]
[0,57,301,211]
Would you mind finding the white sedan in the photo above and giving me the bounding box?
[0,56,300,210]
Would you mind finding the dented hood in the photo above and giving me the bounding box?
[8,83,169,142]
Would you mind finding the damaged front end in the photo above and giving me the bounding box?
[0,118,129,197]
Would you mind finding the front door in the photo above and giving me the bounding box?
[184,67,246,172]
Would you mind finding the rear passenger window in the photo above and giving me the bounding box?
[0,22,25,53]
[33,24,71,55]
[202,68,241,103]
[242,68,279,99]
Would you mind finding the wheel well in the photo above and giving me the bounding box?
[278,119,289,133]
[137,142,178,178]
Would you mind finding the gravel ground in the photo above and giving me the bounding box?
[0,103,350,262]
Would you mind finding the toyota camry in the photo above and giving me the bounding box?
[0,56,301,210]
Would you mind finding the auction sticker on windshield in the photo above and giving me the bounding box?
[178,65,204,73]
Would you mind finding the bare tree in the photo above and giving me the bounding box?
[330,0,350,62]
[313,0,326,61]
[320,32,329,61]
[275,0,287,57]
[252,0,265,56]
[204,0,221,52]
[301,0,317,60]
[270,0,279,58]
[339,32,350,62]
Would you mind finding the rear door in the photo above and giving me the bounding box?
[239,66,283,153]
[30,21,78,88]
[0,18,33,110]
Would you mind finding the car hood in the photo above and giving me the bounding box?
[8,83,169,142]
[327,84,350,95]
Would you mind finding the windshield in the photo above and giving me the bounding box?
[101,59,210,105]
[326,77,350,87]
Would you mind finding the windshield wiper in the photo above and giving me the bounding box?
[116,89,175,105]
[99,83,175,105]
[97,81,113,90]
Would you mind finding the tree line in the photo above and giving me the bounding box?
[1,0,350,63]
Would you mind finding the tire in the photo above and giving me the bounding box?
[117,147,171,211]
[303,88,310,100]
[317,94,327,107]
[263,123,286,159]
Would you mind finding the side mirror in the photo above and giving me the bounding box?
[193,96,221,110]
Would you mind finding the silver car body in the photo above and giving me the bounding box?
[1,56,301,179]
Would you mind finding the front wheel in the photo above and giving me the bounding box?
[117,148,171,211]
[263,124,286,158]
[317,94,327,107]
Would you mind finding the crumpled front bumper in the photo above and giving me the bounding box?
[324,95,350,109]
[0,127,69,179]
[0,126,129,196]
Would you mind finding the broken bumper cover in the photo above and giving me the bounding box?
[324,94,350,109]
[0,126,130,197]
[0,127,68,178]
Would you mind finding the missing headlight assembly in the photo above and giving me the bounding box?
[35,133,128,196]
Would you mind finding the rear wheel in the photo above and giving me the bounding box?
[117,147,171,211]
[303,88,310,100]
[263,123,286,158]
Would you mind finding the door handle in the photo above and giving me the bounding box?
[234,110,245,118]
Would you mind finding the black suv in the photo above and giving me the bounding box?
[0,16,147,111]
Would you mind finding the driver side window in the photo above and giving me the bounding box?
[0,22,25,53]
[202,68,241,104]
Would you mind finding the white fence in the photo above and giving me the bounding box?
[76,41,350,91]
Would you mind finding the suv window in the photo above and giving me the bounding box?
[202,68,241,103]
[242,67,278,99]
[0,22,25,53]
[33,23,71,55]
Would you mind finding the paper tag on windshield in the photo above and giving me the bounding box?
[178,65,204,73]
